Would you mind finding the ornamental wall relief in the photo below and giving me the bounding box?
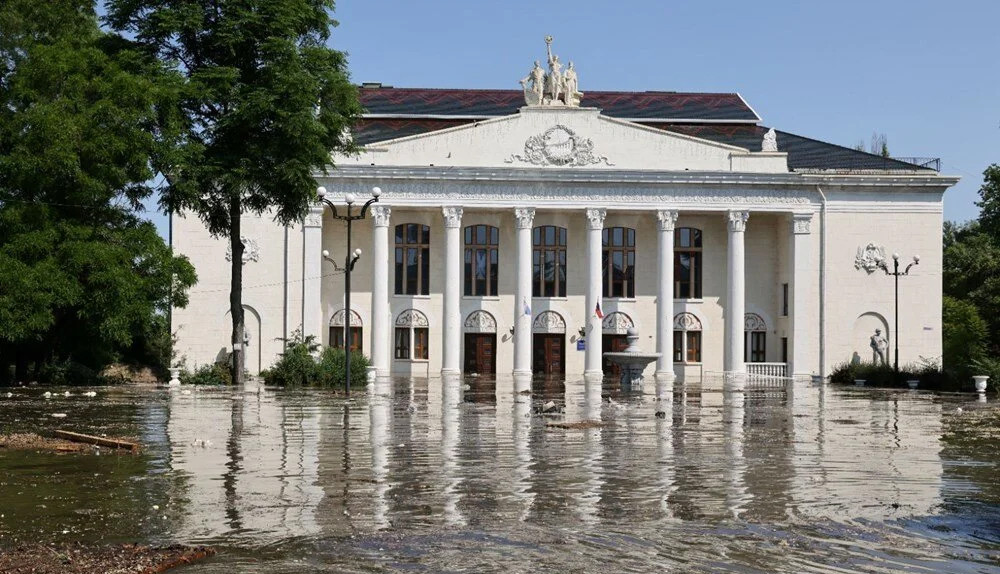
[505,125,613,167]
[854,243,887,274]
[225,236,260,265]
[602,312,634,335]
[532,311,566,334]
[464,310,497,334]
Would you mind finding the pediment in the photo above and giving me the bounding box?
[338,107,787,173]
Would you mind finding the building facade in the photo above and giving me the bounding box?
[171,49,957,384]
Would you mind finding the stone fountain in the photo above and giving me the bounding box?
[603,327,661,389]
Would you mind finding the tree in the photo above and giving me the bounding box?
[854,132,889,157]
[943,221,1000,354]
[976,164,1000,240]
[0,0,195,382]
[941,296,988,379]
[105,0,363,384]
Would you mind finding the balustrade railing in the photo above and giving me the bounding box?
[747,362,788,379]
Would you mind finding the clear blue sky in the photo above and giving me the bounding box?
[145,0,999,236]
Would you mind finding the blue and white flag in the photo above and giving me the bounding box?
[523,298,531,316]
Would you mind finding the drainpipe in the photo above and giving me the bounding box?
[283,226,289,351]
[816,186,828,379]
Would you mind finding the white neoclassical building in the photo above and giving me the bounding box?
[171,44,957,384]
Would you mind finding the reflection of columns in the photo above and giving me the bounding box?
[579,375,604,523]
[303,204,324,343]
[441,375,465,526]
[442,207,463,375]
[723,391,747,518]
[585,208,606,377]
[656,210,678,379]
[513,208,535,376]
[370,206,392,377]
[790,213,813,380]
[725,210,749,374]
[511,373,534,520]
[369,379,392,529]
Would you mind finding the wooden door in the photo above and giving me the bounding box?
[602,334,629,378]
[464,333,497,375]
[532,334,565,376]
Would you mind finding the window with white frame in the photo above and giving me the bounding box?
[394,309,429,360]
[673,312,703,363]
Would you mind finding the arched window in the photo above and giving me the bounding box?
[603,227,635,298]
[673,312,703,363]
[464,225,499,296]
[394,309,429,360]
[744,313,766,363]
[533,226,567,297]
[395,224,430,295]
[674,227,702,299]
[329,309,363,352]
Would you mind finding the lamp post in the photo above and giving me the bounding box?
[317,185,381,394]
[878,252,919,374]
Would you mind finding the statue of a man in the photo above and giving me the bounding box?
[520,60,545,106]
[870,329,888,365]
[562,61,580,106]
[545,37,563,103]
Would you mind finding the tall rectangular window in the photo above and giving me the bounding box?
[413,328,429,360]
[603,227,636,298]
[395,224,430,295]
[394,327,410,359]
[330,326,363,352]
[782,283,789,316]
[674,227,702,299]
[464,225,499,296]
[749,331,766,363]
[532,226,567,297]
[781,337,788,364]
[686,331,702,363]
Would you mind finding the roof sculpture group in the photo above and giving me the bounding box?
[520,36,583,107]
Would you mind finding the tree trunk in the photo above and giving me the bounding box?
[229,196,245,386]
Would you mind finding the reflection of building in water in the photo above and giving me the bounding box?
[166,390,324,541]
[441,377,465,526]
[791,388,943,520]
[369,379,393,529]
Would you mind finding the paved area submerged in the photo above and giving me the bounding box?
[0,378,998,573]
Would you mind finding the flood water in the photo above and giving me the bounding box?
[1,376,999,573]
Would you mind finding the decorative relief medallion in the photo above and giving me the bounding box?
[514,207,536,229]
[330,309,363,327]
[855,243,887,274]
[656,210,679,231]
[464,310,497,334]
[505,125,613,167]
[441,206,464,228]
[726,210,750,232]
[225,236,260,265]
[792,213,812,234]
[744,313,767,332]
[602,312,634,335]
[673,312,703,331]
[532,311,566,334]
[585,207,607,230]
[395,309,429,328]
[370,205,392,227]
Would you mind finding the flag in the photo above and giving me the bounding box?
[523,298,531,316]
[595,301,604,319]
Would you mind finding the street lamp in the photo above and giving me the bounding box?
[878,252,919,374]
[317,185,381,394]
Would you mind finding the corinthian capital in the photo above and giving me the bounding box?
[370,205,391,227]
[726,210,749,233]
[442,206,463,229]
[585,207,606,230]
[656,209,679,231]
[514,207,536,229]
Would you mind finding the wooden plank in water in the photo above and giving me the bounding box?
[53,430,140,453]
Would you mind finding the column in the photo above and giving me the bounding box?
[725,210,749,375]
[790,213,813,380]
[370,205,392,377]
[441,206,463,375]
[302,203,324,344]
[656,210,679,379]
[584,208,606,377]
[513,208,535,376]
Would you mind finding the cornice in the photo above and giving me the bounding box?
[318,164,957,189]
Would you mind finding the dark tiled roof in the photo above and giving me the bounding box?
[360,87,758,121]
[354,118,474,146]
[654,124,935,172]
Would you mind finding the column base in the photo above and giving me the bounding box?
[583,369,604,381]
[441,368,461,377]
[512,369,533,377]
[654,371,676,383]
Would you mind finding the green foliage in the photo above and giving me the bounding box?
[942,295,988,382]
[969,356,1000,393]
[830,360,956,391]
[0,1,196,383]
[183,362,233,386]
[977,164,1000,241]
[261,331,370,388]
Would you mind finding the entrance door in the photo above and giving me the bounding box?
[602,334,629,378]
[464,333,497,375]
[532,334,565,376]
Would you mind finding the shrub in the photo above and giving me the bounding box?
[183,362,233,385]
[36,360,103,386]
[261,331,370,388]
[830,361,898,386]
[970,356,1000,392]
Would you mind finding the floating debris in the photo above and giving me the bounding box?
[0,543,215,574]
[50,413,67,418]
[546,420,607,430]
